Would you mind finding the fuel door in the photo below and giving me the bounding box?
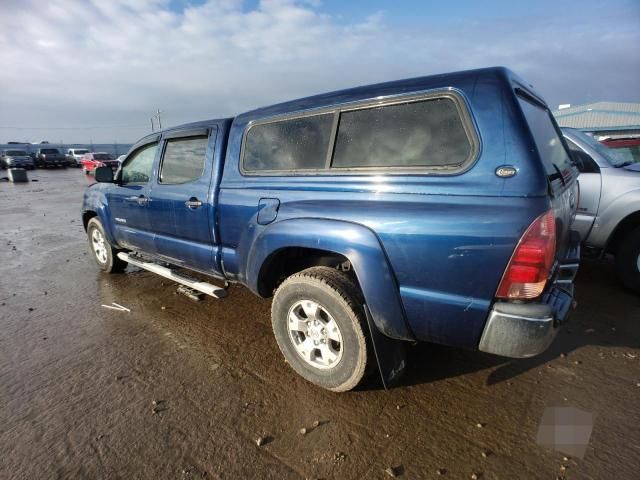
[257,198,280,225]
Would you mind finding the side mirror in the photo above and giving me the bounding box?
[95,166,114,183]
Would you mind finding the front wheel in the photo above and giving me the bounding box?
[271,267,371,392]
[87,217,127,273]
[616,227,640,294]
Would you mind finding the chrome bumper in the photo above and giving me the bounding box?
[479,231,580,358]
[479,296,561,358]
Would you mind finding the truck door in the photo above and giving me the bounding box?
[147,126,220,274]
[564,138,602,242]
[108,140,159,254]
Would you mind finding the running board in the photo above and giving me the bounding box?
[118,252,227,299]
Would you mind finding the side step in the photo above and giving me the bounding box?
[118,252,227,299]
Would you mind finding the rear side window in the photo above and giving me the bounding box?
[121,143,158,184]
[242,93,477,175]
[159,136,208,184]
[333,98,472,169]
[518,98,574,180]
[243,113,333,172]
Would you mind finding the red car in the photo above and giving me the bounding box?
[80,152,120,175]
[599,137,640,165]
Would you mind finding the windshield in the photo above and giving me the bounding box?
[93,153,113,160]
[74,149,89,155]
[6,150,28,156]
[41,149,60,154]
[564,129,630,167]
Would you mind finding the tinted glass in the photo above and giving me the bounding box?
[518,98,574,180]
[121,143,157,184]
[618,145,640,164]
[6,150,27,156]
[564,139,599,173]
[41,149,59,154]
[243,113,333,171]
[332,98,472,169]
[94,153,113,160]
[160,136,208,184]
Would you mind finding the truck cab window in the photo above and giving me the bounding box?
[121,143,158,184]
[159,136,208,184]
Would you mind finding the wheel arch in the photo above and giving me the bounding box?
[82,188,117,245]
[606,210,640,255]
[246,218,414,341]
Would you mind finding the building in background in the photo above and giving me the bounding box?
[553,102,640,139]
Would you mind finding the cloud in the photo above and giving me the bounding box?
[0,0,638,143]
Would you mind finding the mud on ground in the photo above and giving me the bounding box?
[1,169,639,479]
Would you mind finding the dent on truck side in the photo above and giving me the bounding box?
[243,218,415,341]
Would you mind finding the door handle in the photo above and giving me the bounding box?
[126,195,148,206]
[185,198,203,209]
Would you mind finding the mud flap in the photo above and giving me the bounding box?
[364,304,407,390]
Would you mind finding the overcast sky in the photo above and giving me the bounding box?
[1,0,638,143]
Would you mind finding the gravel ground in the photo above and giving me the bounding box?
[1,168,639,479]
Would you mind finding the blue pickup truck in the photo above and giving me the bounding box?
[82,67,580,391]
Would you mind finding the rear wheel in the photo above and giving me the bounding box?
[87,217,127,273]
[615,227,640,294]
[271,267,371,392]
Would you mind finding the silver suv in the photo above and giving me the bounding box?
[563,128,640,293]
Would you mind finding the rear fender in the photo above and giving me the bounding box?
[246,218,414,341]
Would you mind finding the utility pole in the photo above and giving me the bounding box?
[150,109,163,132]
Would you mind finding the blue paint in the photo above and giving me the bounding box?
[82,67,579,350]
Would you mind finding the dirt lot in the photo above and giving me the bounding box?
[1,168,639,480]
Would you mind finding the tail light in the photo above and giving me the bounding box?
[496,210,556,300]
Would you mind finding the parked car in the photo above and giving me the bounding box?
[34,148,67,168]
[82,67,580,392]
[562,128,640,292]
[66,148,90,167]
[599,137,640,166]
[1,149,35,170]
[80,152,119,174]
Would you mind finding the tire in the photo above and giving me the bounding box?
[615,227,640,294]
[271,266,371,392]
[86,217,127,273]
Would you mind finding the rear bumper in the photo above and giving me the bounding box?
[478,231,580,358]
[38,158,66,164]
